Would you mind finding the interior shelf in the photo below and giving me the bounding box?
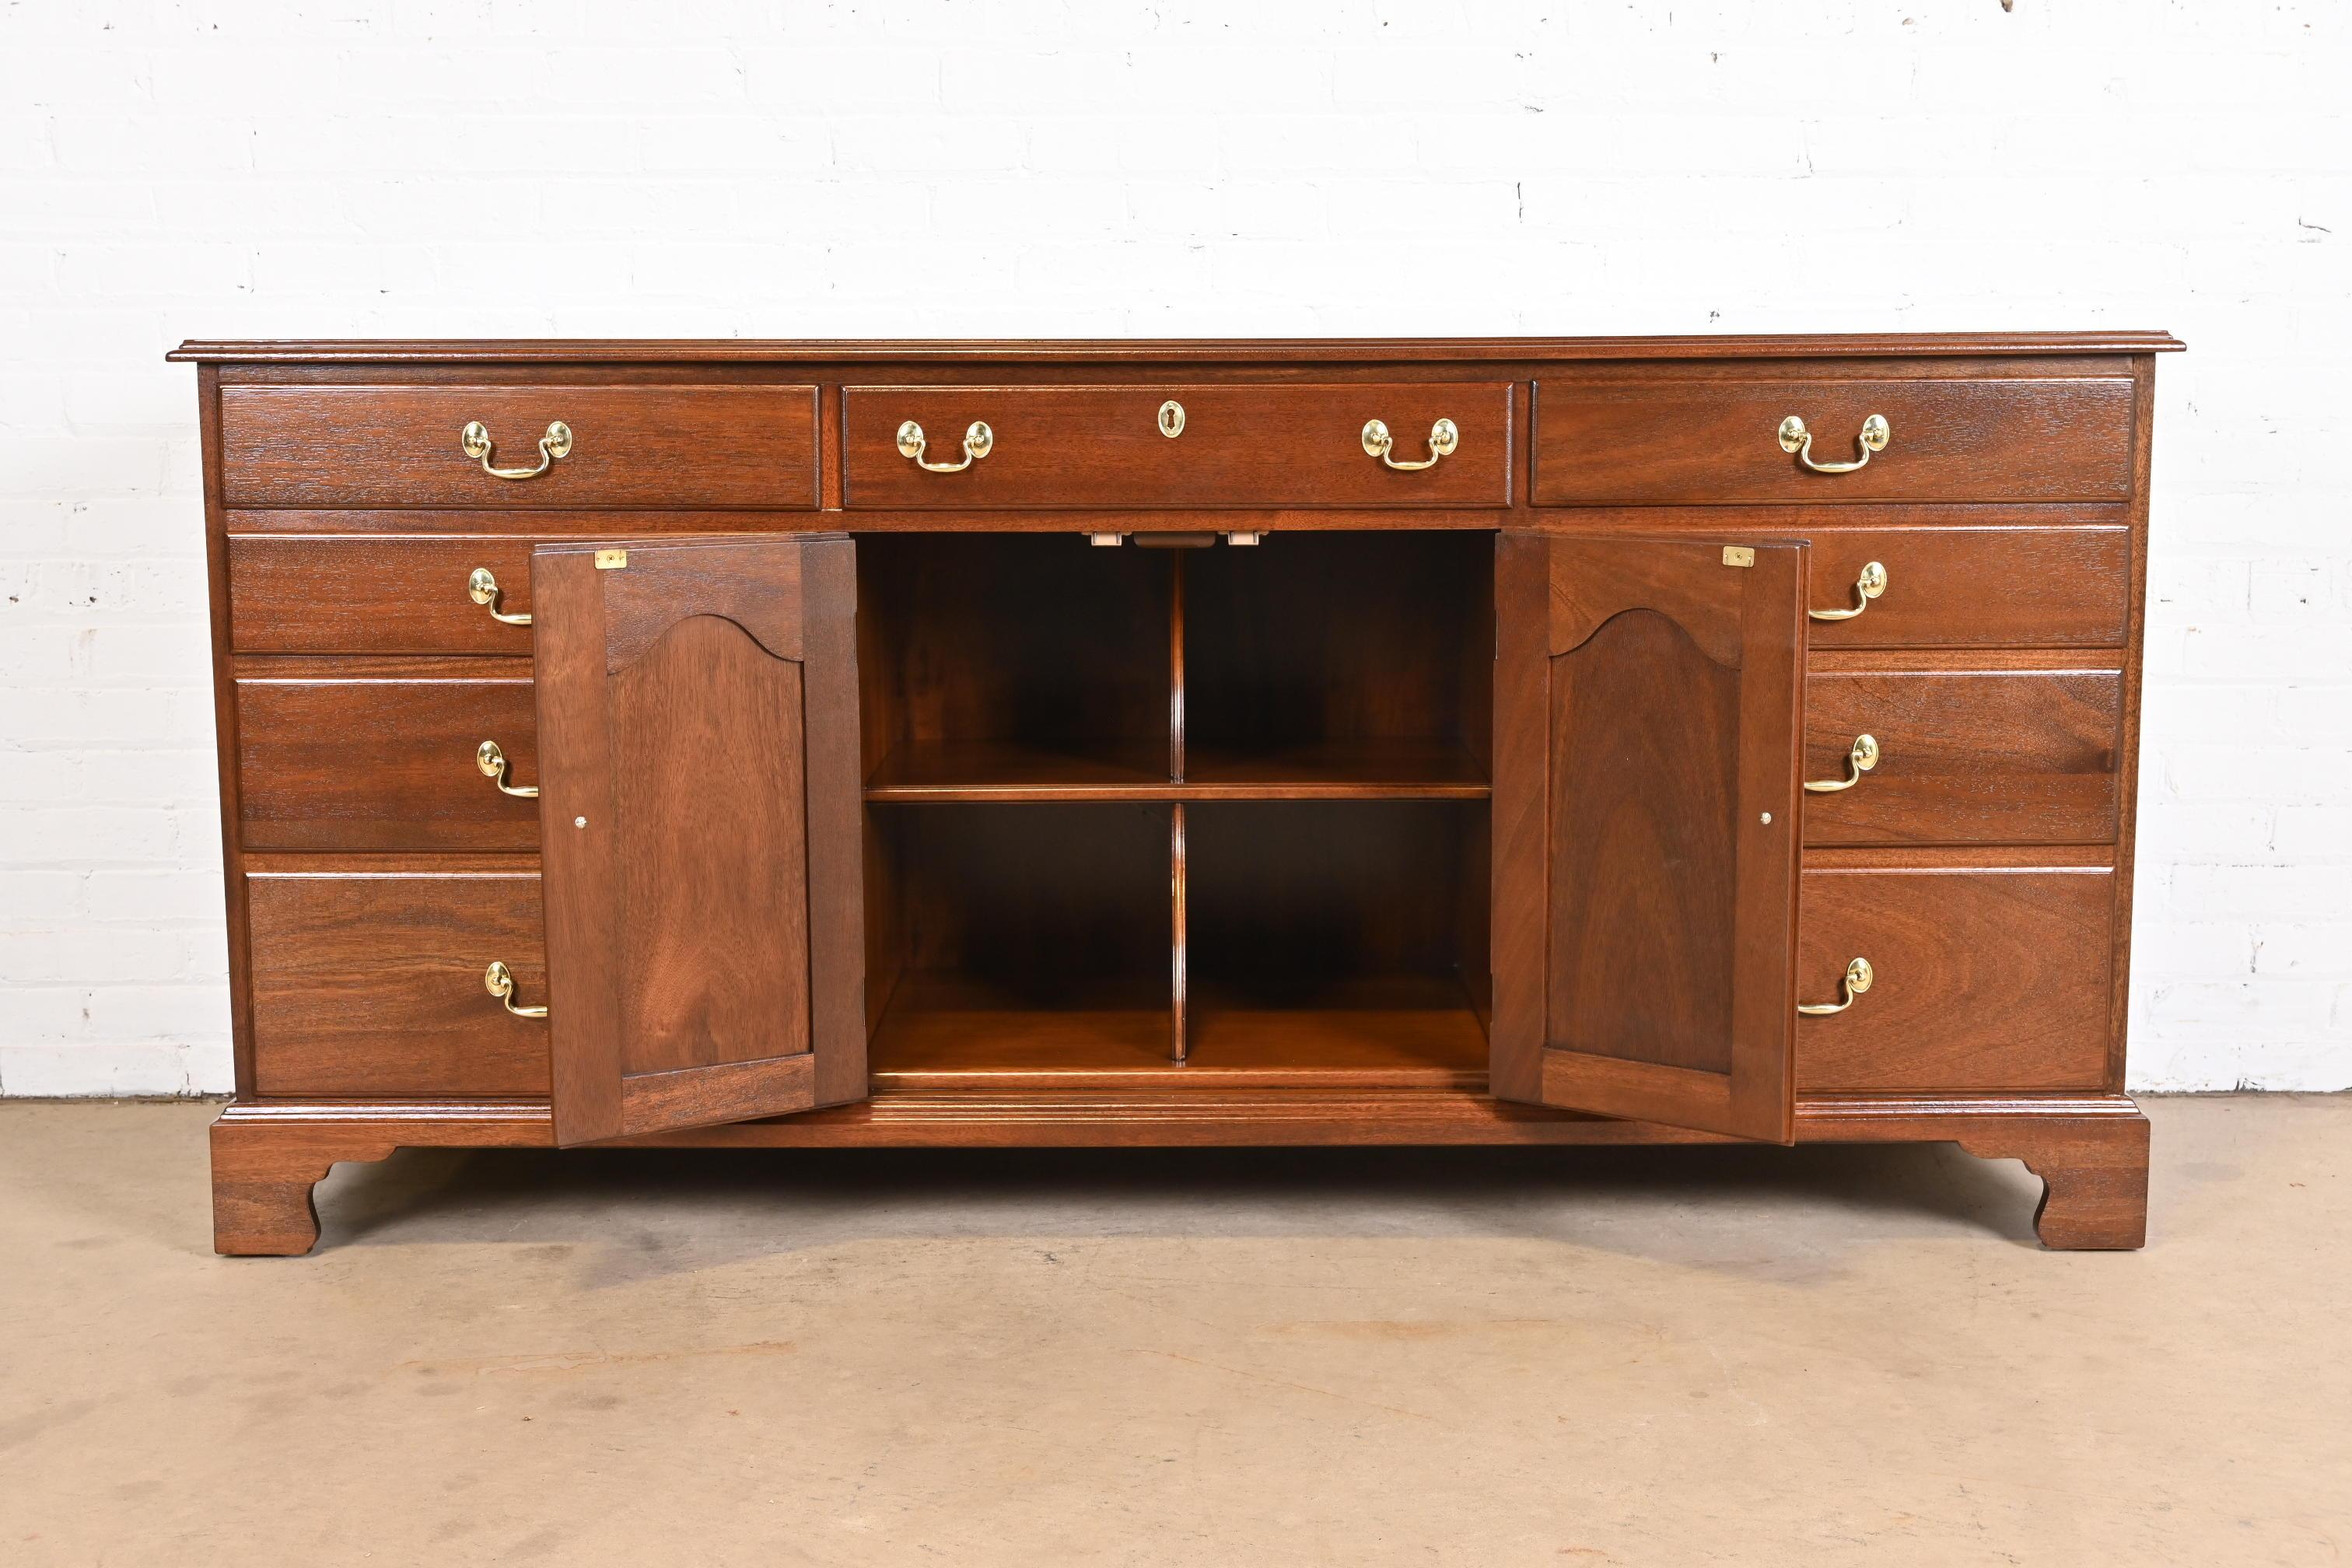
[864,739,1172,802]
[864,737,1490,803]
[1180,739,1490,800]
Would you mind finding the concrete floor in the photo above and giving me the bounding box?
[2,1097,2345,1566]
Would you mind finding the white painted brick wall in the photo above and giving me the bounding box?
[2,0,2345,1094]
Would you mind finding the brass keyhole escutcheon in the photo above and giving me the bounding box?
[1158,400,1185,439]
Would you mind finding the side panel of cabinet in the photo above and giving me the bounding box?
[1491,532,1806,1142]
[533,535,866,1146]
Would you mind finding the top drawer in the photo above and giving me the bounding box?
[218,384,821,509]
[842,383,1513,509]
[1531,374,2136,505]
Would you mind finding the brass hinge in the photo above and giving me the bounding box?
[1721,545,1755,568]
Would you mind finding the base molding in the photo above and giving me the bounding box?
[1800,1092,2151,1248]
[208,1089,2151,1254]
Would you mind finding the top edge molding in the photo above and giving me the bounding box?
[167,332,2185,365]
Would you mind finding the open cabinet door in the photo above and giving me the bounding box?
[1490,533,1805,1142]
[532,536,866,1147]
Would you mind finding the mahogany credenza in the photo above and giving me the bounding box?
[167,333,2181,1255]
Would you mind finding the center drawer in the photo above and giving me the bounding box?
[842,383,1514,509]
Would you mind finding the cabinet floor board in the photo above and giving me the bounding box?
[869,974,1488,1090]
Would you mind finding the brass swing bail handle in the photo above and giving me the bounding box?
[475,740,538,799]
[1808,561,1888,623]
[1804,733,1879,794]
[1779,412,1890,474]
[461,419,572,481]
[1797,957,1874,1017]
[467,566,531,627]
[1362,417,1458,471]
[897,419,992,472]
[483,960,548,1019]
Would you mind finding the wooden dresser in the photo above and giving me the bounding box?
[168,333,2180,1255]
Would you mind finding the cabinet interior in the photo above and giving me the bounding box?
[857,530,1495,1087]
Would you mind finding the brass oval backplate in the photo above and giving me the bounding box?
[1158,399,1185,439]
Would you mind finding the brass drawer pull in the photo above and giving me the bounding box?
[1804,733,1880,794]
[897,419,992,472]
[460,418,572,481]
[1808,561,1888,623]
[1778,413,1890,474]
[475,740,538,799]
[1797,957,1874,1017]
[1362,417,1458,471]
[466,566,531,627]
[483,960,548,1019]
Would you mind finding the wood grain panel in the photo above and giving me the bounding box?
[219,385,820,508]
[844,383,1511,509]
[1795,866,2115,1091]
[533,535,866,1145]
[1533,376,2134,503]
[236,674,539,850]
[1549,609,1741,1074]
[1801,668,2123,846]
[884,803,1174,993]
[1187,800,1482,997]
[611,614,812,1073]
[1185,529,1493,753]
[245,867,550,1097]
[853,531,1171,763]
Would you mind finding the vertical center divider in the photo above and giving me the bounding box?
[1171,803,1188,1064]
[1169,551,1188,1063]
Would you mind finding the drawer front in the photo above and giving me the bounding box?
[843,383,1513,509]
[1801,525,2128,649]
[1533,375,2135,504]
[230,536,545,655]
[237,676,541,851]
[1794,866,2114,1092]
[246,867,551,1097]
[1801,669,2123,847]
[219,384,821,509]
